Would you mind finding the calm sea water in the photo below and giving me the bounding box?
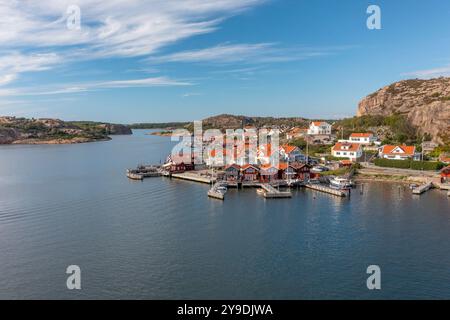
[0,130,449,299]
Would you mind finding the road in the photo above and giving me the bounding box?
[359,162,439,178]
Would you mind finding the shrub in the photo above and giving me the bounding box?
[410,161,445,171]
[374,158,444,171]
[374,158,411,169]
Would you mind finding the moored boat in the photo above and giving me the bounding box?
[329,176,353,189]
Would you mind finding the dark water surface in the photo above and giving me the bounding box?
[0,130,449,299]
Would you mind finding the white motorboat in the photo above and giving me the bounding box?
[330,176,353,189]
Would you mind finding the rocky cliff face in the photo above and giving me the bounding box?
[357,78,450,143]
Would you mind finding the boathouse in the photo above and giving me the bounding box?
[241,164,260,182]
[224,164,241,181]
[290,163,311,181]
[260,164,279,183]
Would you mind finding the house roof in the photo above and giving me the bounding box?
[439,154,450,163]
[290,162,310,170]
[350,133,373,138]
[280,144,298,154]
[380,145,415,156]
[224,164,241,171]
[441,166,450,174]
[260,163,278,170]
[332,142,362,152]
[241,164,260,171]
[311,121,329,127]
[340,160,353,165]
[288,127,307,134]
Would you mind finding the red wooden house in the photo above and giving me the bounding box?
[290,162,311,182]
[241,164,260,182]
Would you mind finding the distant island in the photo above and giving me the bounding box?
[0,117,132,145]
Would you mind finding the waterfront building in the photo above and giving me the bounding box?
[290,163,311,181]
[307,121,332,135]
[260,164,279,183]
[224,164,241,181]
[241,164,260,182]
[378,145,416,160]
[331,142,363,161]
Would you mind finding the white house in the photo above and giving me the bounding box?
[279,144,307,163]
[331,142,363,161]
[349,133,377,145]
[378,145,416,160]
[307,121,332,135]
[286,127,308,140]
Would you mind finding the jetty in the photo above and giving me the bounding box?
[126,165,161,180]
[260,184,292,199]
[305,183,347,197]
[171,172,215,184]
[412,182,433,195]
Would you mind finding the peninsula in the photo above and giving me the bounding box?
[0,117,132,145]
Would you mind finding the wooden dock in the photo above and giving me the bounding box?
[260,184,292,199]
[412,182,433,195]
[171,173,215,184]
[305,183,347,197]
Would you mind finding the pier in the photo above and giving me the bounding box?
[126,166,161,180]
[171,172,215,184]
[305,183,347,197]
[260,184,292,199]
[412,182,433,195]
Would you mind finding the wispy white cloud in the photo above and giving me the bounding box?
[0,52,62,86]
[0,0,266,92]
[403,65,450,78]
[149,43,353,65]
[0,77,192,97]
[0,1,265,57]
[182,92,202,98]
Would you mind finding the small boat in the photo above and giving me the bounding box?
[330,176,353,189]
[208,188,226,200]
[409,184,419,190]
[216,185,227,191]
[126,170,144,180]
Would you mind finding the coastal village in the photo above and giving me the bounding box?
[128,119,450,200]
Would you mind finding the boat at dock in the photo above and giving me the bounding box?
[329,176,353,190]
[208,183,227,200]
[126,170,144,180]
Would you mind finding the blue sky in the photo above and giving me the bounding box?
[1,0,450,123]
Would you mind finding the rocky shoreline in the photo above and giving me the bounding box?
[0,116,131,145]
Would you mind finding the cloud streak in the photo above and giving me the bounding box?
[0,77,192,97]
[149,43,350,65]
[403,65,450,78]
[0,0,265,89]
